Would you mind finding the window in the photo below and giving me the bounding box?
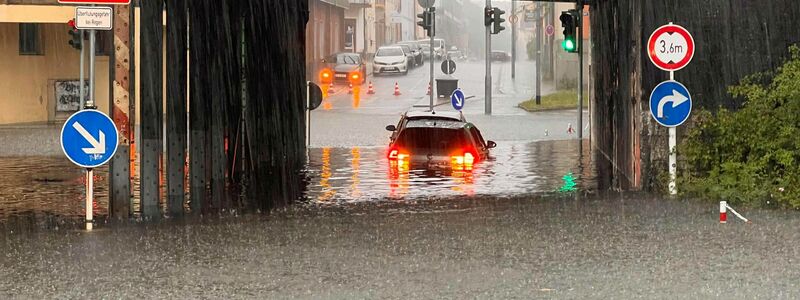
[19,23,43,55]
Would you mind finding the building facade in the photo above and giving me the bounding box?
[0,1,111,125]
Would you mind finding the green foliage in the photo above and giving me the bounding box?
[680,45,800,208]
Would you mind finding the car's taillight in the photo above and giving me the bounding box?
[451,150,476,170]
[389,149,399,160]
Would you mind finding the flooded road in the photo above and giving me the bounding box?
[0,139,593,226]
[305,140,594,203]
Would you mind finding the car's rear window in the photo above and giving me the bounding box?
[396,128,468,153]
[377,48,403,56]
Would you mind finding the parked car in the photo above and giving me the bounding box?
[319,52,366,85]
[417,38,446,60]
[447,46,465,61]
[373,46,409,76]
[396,41,424,67]
[385,111,495,171]
[490,50,511,62]
[394,44,416,70]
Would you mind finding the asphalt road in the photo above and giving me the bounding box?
[2,194,798,299]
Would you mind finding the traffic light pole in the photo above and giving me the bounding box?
[535,5,541,105]
[511,0,516,79]
[430,8,435,112]
[485,0,492,115]
[577,4,583,141]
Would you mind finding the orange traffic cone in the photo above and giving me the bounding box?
[394,82,401,96]
[348,83,353,94]
[367,82,375,94]
[327,83,334,94]
[426,82,431,95]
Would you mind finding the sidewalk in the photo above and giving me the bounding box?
[0,123,62,157]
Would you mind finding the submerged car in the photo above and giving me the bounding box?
[374,46,409,75]
[385,111,495,171]
[319,52,367,85]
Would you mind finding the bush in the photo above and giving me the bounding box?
[680,45,800,208]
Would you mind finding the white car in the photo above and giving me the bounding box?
[373,46,409,76]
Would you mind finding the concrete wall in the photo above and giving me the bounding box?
[0,22,110,125]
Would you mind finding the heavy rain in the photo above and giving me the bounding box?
[1,0,800,298]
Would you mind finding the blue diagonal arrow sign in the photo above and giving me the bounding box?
[61,109,119,168]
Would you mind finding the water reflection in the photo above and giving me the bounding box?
[0,140,594,224]
[304,139,595,203]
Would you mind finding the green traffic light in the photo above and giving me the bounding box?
[563,39,575,51]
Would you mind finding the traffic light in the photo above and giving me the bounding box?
[67,20,82,50]
[417,9,434,37]
[559,10,578,53]
[484,7,494,26]
[492,7,506,35]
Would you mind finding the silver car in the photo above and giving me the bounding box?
[373,46,409,76]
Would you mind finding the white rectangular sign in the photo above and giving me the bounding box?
[75,6,113,30]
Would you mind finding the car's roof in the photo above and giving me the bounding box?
[404,110,464,121]
[378,46,402,50]
[405,119,467,130]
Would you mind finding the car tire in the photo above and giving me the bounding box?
[402,70,408,76]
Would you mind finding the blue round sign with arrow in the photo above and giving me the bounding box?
[649,80,692,127]
[451,88,465,111]
[61,109,119,169]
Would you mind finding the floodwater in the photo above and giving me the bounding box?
[304,139,594,203]
[0,139,594,226]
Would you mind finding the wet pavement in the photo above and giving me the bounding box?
[1,194,798,298]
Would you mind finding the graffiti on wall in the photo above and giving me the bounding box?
[55,80,89,112]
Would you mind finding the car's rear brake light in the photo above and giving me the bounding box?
[451,150,476,170]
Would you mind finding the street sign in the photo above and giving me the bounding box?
[308,82,323,111]
[59,0,130,4]
[441,59,456,75]
[649,80,692,127]
[417,0,434,9]
[61,109,119,168]
[451,88,465,111]
[75,6,113,31]
[545,24,555,36]
[647,23,695,71]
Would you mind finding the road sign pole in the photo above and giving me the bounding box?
[485,0,492,115]
[86,168,94,230]
[306,81,311,148]
[79,29,85,109]
[88,28,96,108]
[669,71,677,195]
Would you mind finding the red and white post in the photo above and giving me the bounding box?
[719,201,727,224]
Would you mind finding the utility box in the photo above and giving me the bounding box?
[436,78,458,98]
